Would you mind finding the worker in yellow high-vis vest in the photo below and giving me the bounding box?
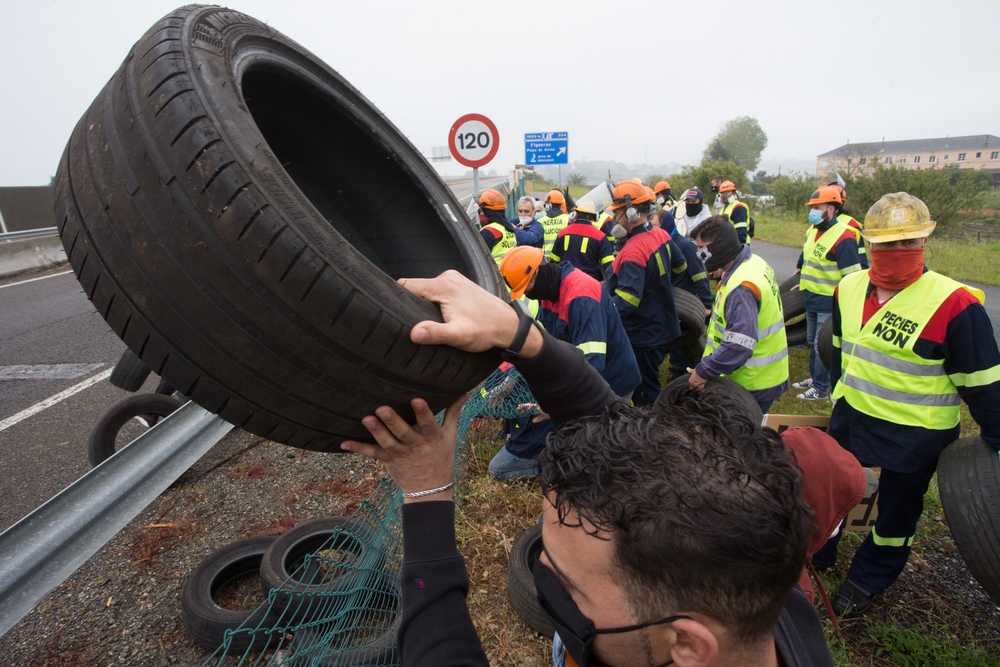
[815,192,1000,618]
[688,215,789,415]
[791,186,863,401]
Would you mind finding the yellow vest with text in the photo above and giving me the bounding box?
[484,222,517,265]
[833,270,966,430]
[799,219,853,297]
[703,254,788,391]
[723,199,750,243]
[539,213,570,255]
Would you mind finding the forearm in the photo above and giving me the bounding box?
[512,331,617,426]
[400,501,488,667]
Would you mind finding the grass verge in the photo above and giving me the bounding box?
[753,212,1000,287]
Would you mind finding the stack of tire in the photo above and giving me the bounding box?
[182,517,398,661]
[778,275,807,347]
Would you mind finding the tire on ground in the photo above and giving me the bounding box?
[817,315,834,370]
[108,349,151,392]
[674,289,707,343]
[782,289,806,326]
[937,436,1000,605]
[779,274,800,294]
[53,6,504,453]
[507,523,555,638]
[88,393,185,467]
[181,536,282,652]
[259,517,378,621]
[291,602,399,666]
[655,375,763,426]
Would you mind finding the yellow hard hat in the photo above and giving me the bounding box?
[862,192,935,243]
[575,200,597,215]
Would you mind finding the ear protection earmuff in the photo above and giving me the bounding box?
[624,194,639,224]
[543,200,553,212]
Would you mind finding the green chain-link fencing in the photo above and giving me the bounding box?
[201,365,539,666]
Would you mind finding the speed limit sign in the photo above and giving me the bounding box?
[448,114,500,168]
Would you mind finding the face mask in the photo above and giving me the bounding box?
[710,185,719,194]
[807,209,824,225]
[656,196,666,205]
[518,216,533,225]
[684,202,702,218]
[611,224,628,239]
[869,246,925,290]
[535,211,545,220]
[535,563,688,667]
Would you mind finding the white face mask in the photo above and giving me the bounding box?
[518,216,533,225]
[656,196,665,205]
[611,223,628,239]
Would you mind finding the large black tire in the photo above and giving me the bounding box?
[674,289,707,342]
[655,374,763,426]
[108,349,151,392]
[817,315,834,370]
[259,517,376,621]
[181,536,282,652]
[53,6,504,452]
[778,274,800,294]
[781,289,806,326]
[786,320,808,347]
[937,436,1000,605]
[87,393,185,467]
[507,523,555,638]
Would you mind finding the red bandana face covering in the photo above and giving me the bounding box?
[869,246,925,290]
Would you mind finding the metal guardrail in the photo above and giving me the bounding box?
[0,227,59,242]
[0,402,233,637]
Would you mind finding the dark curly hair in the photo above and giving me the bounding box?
[538,391,813,643]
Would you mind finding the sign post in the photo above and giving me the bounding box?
[449,114,500,199]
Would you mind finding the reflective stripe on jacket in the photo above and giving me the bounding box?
[833,270,968,430]
[723,200,750,244]
[703,253,788,391]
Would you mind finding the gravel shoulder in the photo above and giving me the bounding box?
[0,428,382,667]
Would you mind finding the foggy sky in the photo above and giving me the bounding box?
[1,0,996,186]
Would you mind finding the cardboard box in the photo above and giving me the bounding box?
[764,414,878,532]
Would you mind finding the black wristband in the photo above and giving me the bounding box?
[501,299,534,359]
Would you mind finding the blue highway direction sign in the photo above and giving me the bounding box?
[525,132,569,165]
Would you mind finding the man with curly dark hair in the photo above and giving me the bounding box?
[342,270,833,667]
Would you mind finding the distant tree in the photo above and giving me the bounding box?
[566,172,588,187]
[770,173,818,215]
[749,170,777,196]
[703,117,768,171]
[677,159,749,198]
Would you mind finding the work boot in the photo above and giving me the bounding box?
[832,579,879,619]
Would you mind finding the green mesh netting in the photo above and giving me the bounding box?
[201,365,539,666]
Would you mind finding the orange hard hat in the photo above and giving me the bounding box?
[806,185,844,207]
[718,180,737,193]
[478,188,507,211]
[545,189,566,206]
[498,246,544,299]
[654,180,671,193]
[607,180,653,211]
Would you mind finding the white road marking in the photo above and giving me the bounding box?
[0,369,113,433]
[0,363,105,381]
[0,270,73,290]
